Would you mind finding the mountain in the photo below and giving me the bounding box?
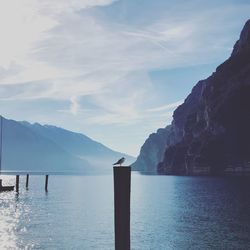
[136,19,250,175]
[132,126,171,173]
[0,118,135,173]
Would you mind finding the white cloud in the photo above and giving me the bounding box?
[39,0,117,14]
[69,96,80,115]
[0,0,56,69]
[147,100,184,113]
[0,0,250,155]
[1,1,249,87]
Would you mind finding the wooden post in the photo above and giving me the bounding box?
[113,166,131,250]
[26,174,29,189]
[16,175,19,193]
[45,175,49,192]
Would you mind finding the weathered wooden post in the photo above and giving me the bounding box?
[45,175,49,192]
[26,174,29,189]
[16,175,19,193]
[113,166,131,250]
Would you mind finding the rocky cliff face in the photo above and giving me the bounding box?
[157,20,250,175]
[132,126,171,173]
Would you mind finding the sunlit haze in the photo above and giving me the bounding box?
[0,0,249,156]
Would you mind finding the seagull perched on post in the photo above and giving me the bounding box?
[113,157,125,166]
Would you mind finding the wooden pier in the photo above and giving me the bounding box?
[0,173,50,193]
[15,175,19,193]
[26,174,29,189]
[113,166,131,250]
[0,179,14,192]
[45,175,49,192]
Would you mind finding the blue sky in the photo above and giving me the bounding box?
[0,0,249,156]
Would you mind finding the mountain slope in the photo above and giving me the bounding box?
[132,126,171,173]
[1,118,91,173]
[134,19,250,175]
[157,19,250,175]
[0,118,135,173]
[21,122,135,169]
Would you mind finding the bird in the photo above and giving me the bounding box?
[113,157,125,166]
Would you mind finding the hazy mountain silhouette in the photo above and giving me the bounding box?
[1,117,135,173]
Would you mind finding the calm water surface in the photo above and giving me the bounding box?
[0,174,250,249]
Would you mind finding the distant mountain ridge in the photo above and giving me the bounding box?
[134,19,250,175]
[132,126,171,173]
[1,117,135,173]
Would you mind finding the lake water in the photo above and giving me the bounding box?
[0,174,250,249]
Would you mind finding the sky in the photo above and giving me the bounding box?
[0,0,249,156]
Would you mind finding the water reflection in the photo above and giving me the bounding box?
[0,174,250,249]
[0,176,19,249]
[131,176,250,249]
[0,176,37,249]
[0,175,115,249]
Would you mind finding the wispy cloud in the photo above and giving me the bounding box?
[69,96,80,115]
[147,100,184,113]
[0,0,249,155]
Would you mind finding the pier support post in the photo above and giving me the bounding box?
[16,175,19,193]
[113,166,131,250]
[26,174,29,189]
[45,175,49,192]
